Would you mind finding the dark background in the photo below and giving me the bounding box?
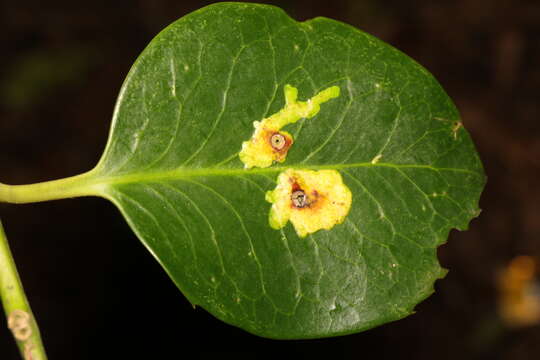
[1,0,539,359]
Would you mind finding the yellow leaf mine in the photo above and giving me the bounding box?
[239,84,340,168]
[265,169,352,237]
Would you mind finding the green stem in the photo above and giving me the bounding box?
[0,170,102,204]
[0,220,48,360]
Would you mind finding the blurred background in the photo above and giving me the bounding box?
[0,0,539,359]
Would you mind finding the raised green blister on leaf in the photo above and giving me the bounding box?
[239,84,340,168]
[74,2,486,339]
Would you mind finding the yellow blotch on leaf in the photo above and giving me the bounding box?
[265,169,352,237]
[239,84,340,168]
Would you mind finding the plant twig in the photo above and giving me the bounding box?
[0,220,47,360]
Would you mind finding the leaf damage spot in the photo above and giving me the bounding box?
[371,154,382,164]
[434,117,463,140]
[8,309,32,341]
[239,84,340,168]
[452,121,463,140]
[131,133,141,153]
[377,205,386,219]
[265,169,352,237]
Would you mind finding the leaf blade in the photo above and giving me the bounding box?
[91,3,485,338]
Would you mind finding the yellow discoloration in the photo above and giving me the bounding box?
[265,169,352,237]
[239,84,340,168]
[239,127,294,169]
[371,154,382,164]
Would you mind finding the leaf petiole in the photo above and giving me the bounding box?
[0,220,48,360]
[0,170,102,204]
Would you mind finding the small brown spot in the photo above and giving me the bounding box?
[291,181,302,191]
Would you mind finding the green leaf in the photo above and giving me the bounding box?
[90,3,485,338]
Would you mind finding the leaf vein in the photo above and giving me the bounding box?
[183,179,283,312]
[160,183,228,279]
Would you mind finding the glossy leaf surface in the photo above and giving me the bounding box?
[92,3,485,338]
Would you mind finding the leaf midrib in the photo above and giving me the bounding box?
[0,161,478,204]
[96,161,479,188]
